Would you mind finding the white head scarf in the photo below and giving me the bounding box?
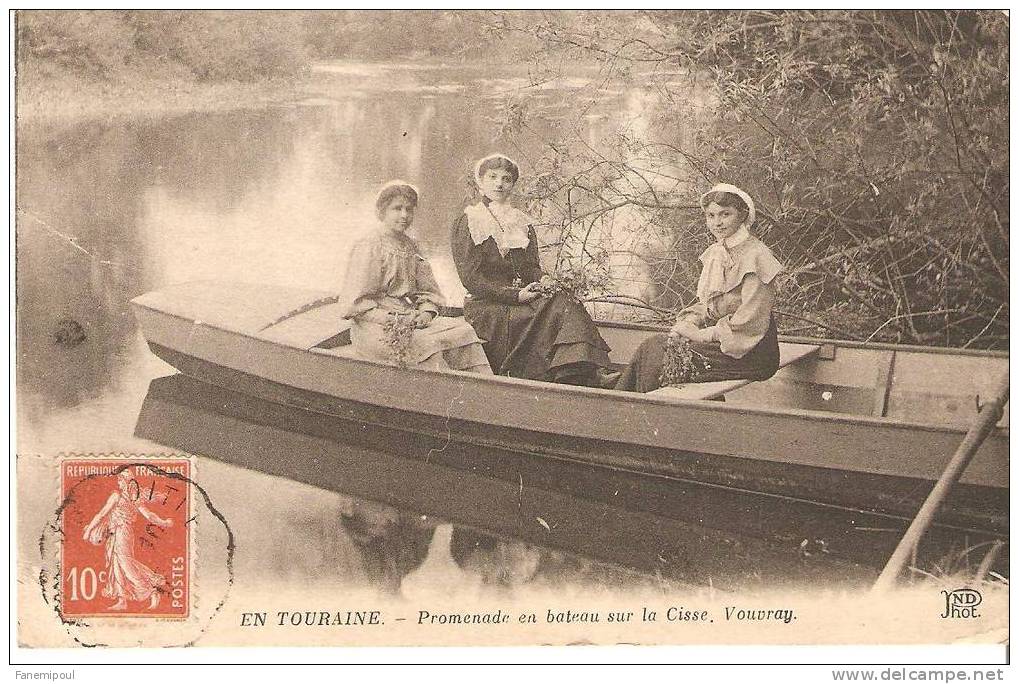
[466,154,531,254]
[696,183,756,303]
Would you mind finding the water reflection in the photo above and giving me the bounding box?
[338,508,572,599]
[17,62,710,443]
[19,61,844,597]
[339,498,435,595]
[133,372,700,598]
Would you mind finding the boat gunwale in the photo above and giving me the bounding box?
[131,299,1011,441]
[594,318,1011,360]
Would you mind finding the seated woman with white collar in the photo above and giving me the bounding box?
[450,154,614,387]
[615,183,784,392]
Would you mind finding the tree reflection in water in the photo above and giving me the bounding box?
[338,498,435,595]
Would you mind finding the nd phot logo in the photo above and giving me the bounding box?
[940,588,981,619]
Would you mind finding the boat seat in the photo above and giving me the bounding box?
[648,342,821,401]
[258,302,352,349]
[310,345,361,359]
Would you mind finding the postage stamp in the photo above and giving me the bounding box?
[59,459,191,619]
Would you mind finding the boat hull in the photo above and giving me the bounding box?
[136,371,1007,584]
[145,339,1007,537]
[131,281,1009,570]
[132,301,1008,482]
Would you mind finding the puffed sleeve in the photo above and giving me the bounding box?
[411,253,444,315]
[339,239,391,325]
[701,273,775,358]
[450,214,521,305]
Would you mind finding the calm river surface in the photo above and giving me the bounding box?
[18,61,694,435]
[18,62,839,611]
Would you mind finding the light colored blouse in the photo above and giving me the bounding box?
[679,232,783,358]
[339,229,443,325]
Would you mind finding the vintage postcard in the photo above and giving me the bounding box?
[12,9,1008,667]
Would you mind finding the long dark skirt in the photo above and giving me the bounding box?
[615,318,780,393]
[464,292,612,384]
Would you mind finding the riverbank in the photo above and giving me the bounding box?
[16,72,304,122]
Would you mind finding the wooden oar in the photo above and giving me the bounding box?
[873,372,1010,592]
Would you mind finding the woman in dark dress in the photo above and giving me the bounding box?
[450,154,615,386]
[615,183,783,392]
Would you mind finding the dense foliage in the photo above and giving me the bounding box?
[475,10,1009,348]
[18,10,1008,348]
[15,10,536,83]
[17,11,311,82]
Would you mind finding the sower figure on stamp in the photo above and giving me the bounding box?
[82,470,173,611]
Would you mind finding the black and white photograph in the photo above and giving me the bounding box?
[11,9,1009,669]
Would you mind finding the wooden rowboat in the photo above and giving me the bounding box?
[131,281,1009,574]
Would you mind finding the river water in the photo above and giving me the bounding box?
[17,61,705,430]
[17,62,854,629]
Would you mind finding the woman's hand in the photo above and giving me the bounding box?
[670,321,717,344]
[687,327,717,344]
[669,319,700,340]
[413,310,437,329]
[517,282,543,303]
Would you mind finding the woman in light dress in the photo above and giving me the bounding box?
[82,469,173,610]
[340,181,492,373]
[615,183,784,392]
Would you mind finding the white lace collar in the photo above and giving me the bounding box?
[721,225,750,250]
[464,199,532,255]
[697,226,751,302]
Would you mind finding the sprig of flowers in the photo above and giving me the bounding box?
[381,313,416,368]
[659,336,712,387]
[534,261,612,299]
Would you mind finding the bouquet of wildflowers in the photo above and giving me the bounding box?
[535,260,612,299]
[659,336,712,386]
[381,313,416,368]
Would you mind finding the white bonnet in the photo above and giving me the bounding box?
[700,183,756,226]
[374,179,420,215]
[474,153,520,186]
[375,179,420,201]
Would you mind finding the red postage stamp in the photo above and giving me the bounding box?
[60,459,191,619]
